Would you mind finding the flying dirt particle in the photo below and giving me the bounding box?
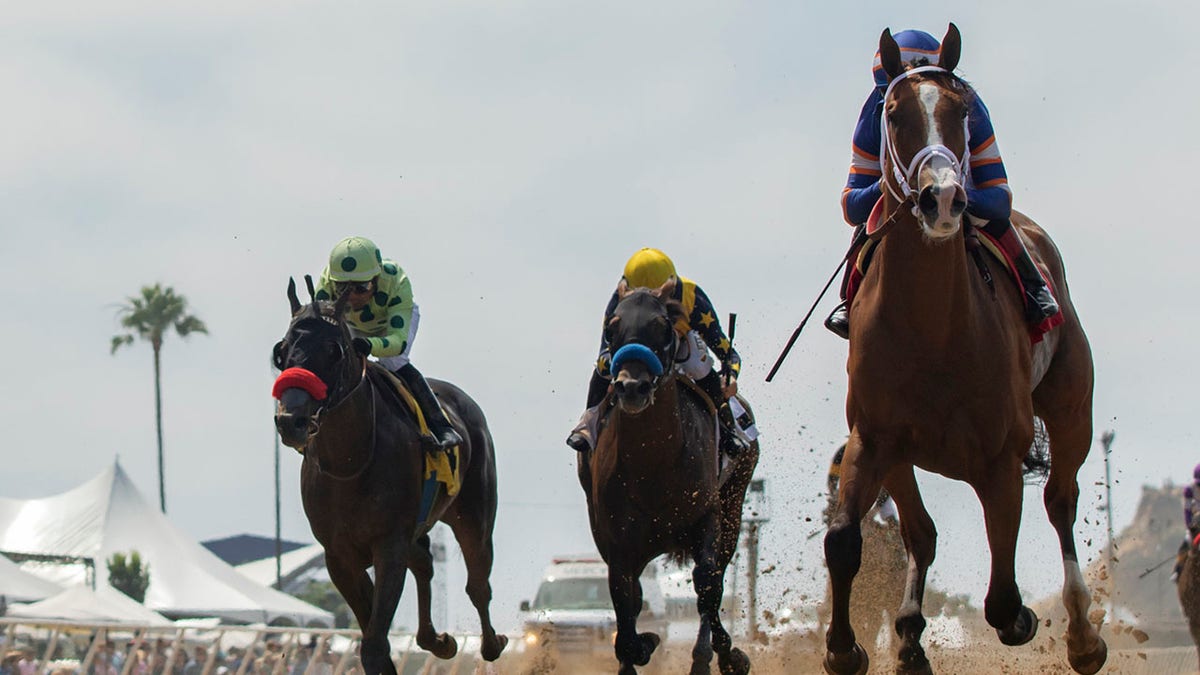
[1131,628,1149,644]
[1044,618,1051,628]
[1138,652,1147,660]
[1088,607,1106,626]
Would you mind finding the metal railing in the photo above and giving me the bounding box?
[0,619,489,675]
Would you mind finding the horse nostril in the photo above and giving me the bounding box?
[918,186,938,214]
[636,381,651,398]
[613,380,627,396]
[290,416,308,431]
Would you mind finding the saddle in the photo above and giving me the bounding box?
[371,364,461,499]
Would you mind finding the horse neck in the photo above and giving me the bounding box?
[308,362,375,462]
[870,200,977,344]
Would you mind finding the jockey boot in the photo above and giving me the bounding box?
[984,219,1060,324]
[696,371,750,456]
[824,302,850,340]
[396,363,464,451]
[566,371,611,452]
[824,223,867,340]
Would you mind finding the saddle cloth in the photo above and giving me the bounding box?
[376,366,461,498]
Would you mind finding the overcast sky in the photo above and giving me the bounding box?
[2,0,1196,635]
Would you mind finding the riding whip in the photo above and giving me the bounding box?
[764,254,850,383]
[724,312,737,388]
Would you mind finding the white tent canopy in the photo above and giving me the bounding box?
[0,552,61,603]
[0,461,331,626]
[235,543,325,592]
[8,583,172,625]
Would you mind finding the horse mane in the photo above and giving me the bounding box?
[902,63,978,107]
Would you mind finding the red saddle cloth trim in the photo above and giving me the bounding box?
[272,367,328,401]
[1193,531,1200,550]
[975,230,1065,344]
[864,197,887,237]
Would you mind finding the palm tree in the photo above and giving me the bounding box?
[111,284,208,513]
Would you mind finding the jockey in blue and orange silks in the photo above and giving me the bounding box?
[565,248,749,457]
[824,28,1061,339]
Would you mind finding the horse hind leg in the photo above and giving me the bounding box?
[886,468,937,675]
[689,513,750,675]
[1040,416,1107,674]
[973,454,1039,648]
[447,516,508,662]
[409,533,458,660]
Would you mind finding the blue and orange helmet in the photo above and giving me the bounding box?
[873,29,943,90]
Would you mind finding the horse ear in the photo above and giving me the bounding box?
[653,276,677,300]
[304,275,317,302]
[879,28,903,81]
[287,278,302,315]
[617,278,631,299]
[331,290,350,319]
[938,23,961,72]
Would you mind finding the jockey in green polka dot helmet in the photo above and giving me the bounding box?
[314,235,463,450]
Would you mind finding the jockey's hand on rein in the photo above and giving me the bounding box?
[352,337,372,357]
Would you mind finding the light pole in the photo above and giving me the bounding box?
[742,478,770,640]
[1100,430,1116,604]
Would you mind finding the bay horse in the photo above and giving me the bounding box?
[823,25,1107,675]
[1178,540,1200,671]
[272,277,507,675]
[578,278,759,675]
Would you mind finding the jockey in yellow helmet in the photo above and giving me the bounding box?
[566,248,748,456]
[314,236,462,450]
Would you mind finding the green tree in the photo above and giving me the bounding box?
[107,551,150,603]
[111,283,208,513]
[292,581,357,629]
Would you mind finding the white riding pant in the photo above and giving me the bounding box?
[372,303,420,371]
[675,330,714,380]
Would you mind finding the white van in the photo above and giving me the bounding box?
[516,555,668,671]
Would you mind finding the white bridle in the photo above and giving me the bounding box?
[879,65,971,215]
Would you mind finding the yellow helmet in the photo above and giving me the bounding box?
[622,248,676,289]
[327,236,383,282]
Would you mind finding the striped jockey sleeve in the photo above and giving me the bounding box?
[842,90,885,225]
[965,94,1013,221]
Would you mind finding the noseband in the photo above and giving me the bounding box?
[880,65,970,216]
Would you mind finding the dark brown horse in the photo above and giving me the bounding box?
[272,277,507,675]
[1178,541,1200,671]
[823,25,1106,675]
[578,279,759,675]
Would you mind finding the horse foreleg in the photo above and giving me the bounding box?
[447,516,508,662]
[361,543,409,675]
[690,513,750,675]
[609,559,659,674]
[823,432,883,675]
[326,554,375,635]
[1041,419,1107,674]
[409,533,458,660]
[886,467,937,675]
[973,458,1038,648]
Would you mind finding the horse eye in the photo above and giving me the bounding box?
[327,342,344,361]
[272,340,288,371]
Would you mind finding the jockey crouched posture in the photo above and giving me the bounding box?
[824,29,1059,339]
[566,248,749,456]
[1174,464,1200,580]
[314,236,462,451]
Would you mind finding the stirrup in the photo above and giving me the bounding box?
[1026,288,1060,323]
[566,430,592,452]
[720,427,749,456]
[423,427,462,451]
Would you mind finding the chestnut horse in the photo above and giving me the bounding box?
[578,279,759,675]
[272,278,507,675]
[1178,542,1200,672]
[823,25,1107,675]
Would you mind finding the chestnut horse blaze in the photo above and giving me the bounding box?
[823,25,1106,675]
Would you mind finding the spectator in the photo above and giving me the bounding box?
[182,647,207,675]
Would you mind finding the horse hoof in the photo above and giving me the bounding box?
[1067,637,1107,675]
[618,664,638,675]
[895,658,933,675]
[481,633,508,662]
[823,643,869,675]
[718,647,750,675]
[996,606,1038,646]
[634,632,661,666]
[418,632,458,660]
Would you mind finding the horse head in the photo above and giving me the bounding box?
[272,276,368,449]
[605,278,684,415]
[878,23,971,240]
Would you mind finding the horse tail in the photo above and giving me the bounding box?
[1022,417,1052,484]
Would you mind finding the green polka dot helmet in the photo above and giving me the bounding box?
[327,236,383,282]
